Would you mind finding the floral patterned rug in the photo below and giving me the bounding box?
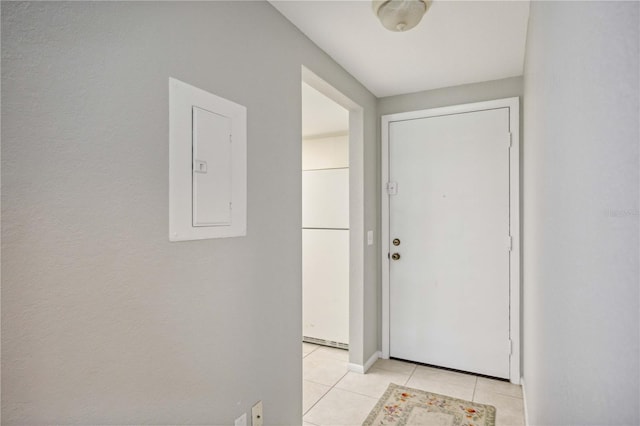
[363,383,496,426]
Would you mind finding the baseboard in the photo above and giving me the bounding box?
[348,351,381,374]
[347,363,364,373]
[364,350,381,372]
[521,376,529,426]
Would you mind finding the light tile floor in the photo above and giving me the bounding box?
[302,342,525,426]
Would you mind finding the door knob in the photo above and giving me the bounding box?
[391,253,401,260]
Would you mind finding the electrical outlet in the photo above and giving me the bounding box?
[234,413,247,426]
[252,401,263,426]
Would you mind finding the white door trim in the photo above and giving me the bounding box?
[302,66,366,371]
[381,97,521,384]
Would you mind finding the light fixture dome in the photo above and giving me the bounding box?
[372,0,432,32]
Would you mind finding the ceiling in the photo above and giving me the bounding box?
[270,0,530,98]
[302,82,349,137]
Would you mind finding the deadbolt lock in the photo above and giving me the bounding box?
[391,253,401,260]
[392,238,401,246]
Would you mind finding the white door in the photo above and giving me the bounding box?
[388,107,512,379]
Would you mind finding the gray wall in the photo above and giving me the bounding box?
[523,2,639,424]
[378,76,523,116]
[0,2,378,424]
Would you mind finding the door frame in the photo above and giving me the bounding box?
[381,97,521,384]
[302,66,367,372]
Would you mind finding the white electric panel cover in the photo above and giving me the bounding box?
[169,78,246,241]
[192,107,232,227]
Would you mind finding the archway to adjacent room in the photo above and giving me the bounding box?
[301,66,365,371]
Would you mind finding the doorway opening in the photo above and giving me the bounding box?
[302,82,350,349]
[301,66,365,371]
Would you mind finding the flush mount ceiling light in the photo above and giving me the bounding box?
[372,0,432,32]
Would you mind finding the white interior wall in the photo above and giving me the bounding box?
[523,2,639,424]
[302,134,349,170]
[0,2,378,424]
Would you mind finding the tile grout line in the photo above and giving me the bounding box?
[331,385,391,401]
[482,389,525,400]
[303,368,351,419]
[471,376,478,401]
[301,343,327,420]
[302,382,333,417]
[403,364,479,401]
[330,362,419,400]
[403,364,417,386]
[321,359,419,403]
[303,348,525,424]
[302,344,320,359]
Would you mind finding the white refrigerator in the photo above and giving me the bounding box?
[302,167,349,347]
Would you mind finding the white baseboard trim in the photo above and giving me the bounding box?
[348,351,381,374]
[521,376,529,426]
[347,363,364,373]
[364,350,381,372]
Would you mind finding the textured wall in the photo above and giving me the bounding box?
[1,2,377,424]
[378,76,523,116]
[523,2,639,424]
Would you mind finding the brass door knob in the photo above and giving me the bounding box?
[391,253,401,260]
